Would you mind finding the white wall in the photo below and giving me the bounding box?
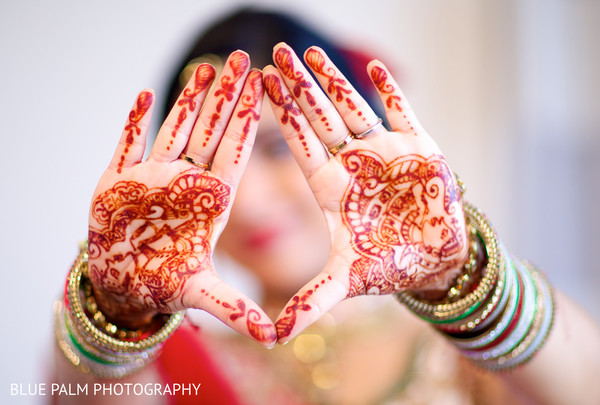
[1,1,598,403]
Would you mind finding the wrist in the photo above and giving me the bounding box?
[56,249,184,378]
[396,202,555,371]
[91,287,158,330]
[409,218,479,302]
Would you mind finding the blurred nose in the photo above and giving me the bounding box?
[229,151,277,223]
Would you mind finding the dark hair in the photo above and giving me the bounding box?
[163,8,378,118]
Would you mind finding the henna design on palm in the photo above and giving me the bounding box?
[88,170,229,311]
[341,150,464,297]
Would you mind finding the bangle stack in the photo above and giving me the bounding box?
[54,247,185,378]
[397,202,555,371]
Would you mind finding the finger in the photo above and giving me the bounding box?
[304,46,383,137]
[367,60,421,136]
[210,69,263,186]
[183,51,250,167]
[263,66,329,178]
[184,273,277,347]
[149,64,216,162]
[274,271,348,344]
[109,89,155,174]
[272,43,350,150]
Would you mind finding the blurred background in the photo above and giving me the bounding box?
[1,0,598,403]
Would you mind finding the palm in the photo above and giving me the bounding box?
[311,133,465,297]
[264,44,468,342]
[88,163,230,313]
[86,52,277,346]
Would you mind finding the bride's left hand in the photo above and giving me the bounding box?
[264,43,469,343]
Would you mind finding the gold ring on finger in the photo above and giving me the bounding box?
[180,153,210,169]
[328,133,354,155]
[353,118,383,140]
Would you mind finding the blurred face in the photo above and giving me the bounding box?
[218,100,330,298]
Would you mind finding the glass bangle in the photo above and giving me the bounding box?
[460,260,537,361]
[482,264,554,370]
[55,300,149,378]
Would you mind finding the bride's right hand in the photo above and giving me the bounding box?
[87,51,276,347]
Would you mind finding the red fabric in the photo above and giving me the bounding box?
[156,321,242,405]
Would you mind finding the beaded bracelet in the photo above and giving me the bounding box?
[54,300,153,378]
[438,245,513,334]
[66,250,184,354]
[446,223,479,300]
[82,278,169,341]
[444,259,520,350]
[56,248,185,378]
[396,202,504,322]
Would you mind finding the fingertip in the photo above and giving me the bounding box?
[262,68,284,103]
[189,63,217,91]
[196,62,216,76]
[136,88,155,106]
[303,45,324,59]
[366,59,384,71]
[305,45,323,52]
[247,68,264,85]
[139,87,155,95]
[273,41,288,51]
[260,329,278,349]
[232,49,249,59]
[262,64,277,74]
[227,50,251,73]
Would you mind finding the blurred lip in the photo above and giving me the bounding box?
[242,223,290,251]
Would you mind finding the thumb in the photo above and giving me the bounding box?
[275,269,348,344]
[184,273,277,348]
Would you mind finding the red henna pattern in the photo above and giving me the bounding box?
[203,293,276,342]
[117,91,153,173]
[264,74,311,157]
[167,66,215,151]
[179,65,215,110]
[247,309,277,342]
[275,275,332,338]
[88,169,230,310]
[305,48,354,112]
[340,150,464,297]
[203,52,249,147]
[370,66,417,136]
[274,48,318,109]
[234,70,262,164]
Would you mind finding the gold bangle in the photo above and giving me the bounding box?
[55,299,152,378]
[447,223,479,300]
[82,276,169,341]
[438,247,510,333]
[66,250,185,354]
[396,202,504,321]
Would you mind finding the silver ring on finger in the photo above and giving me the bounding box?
[328,132,354,155]
[180,153,210,169]
[353,118,383,140]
